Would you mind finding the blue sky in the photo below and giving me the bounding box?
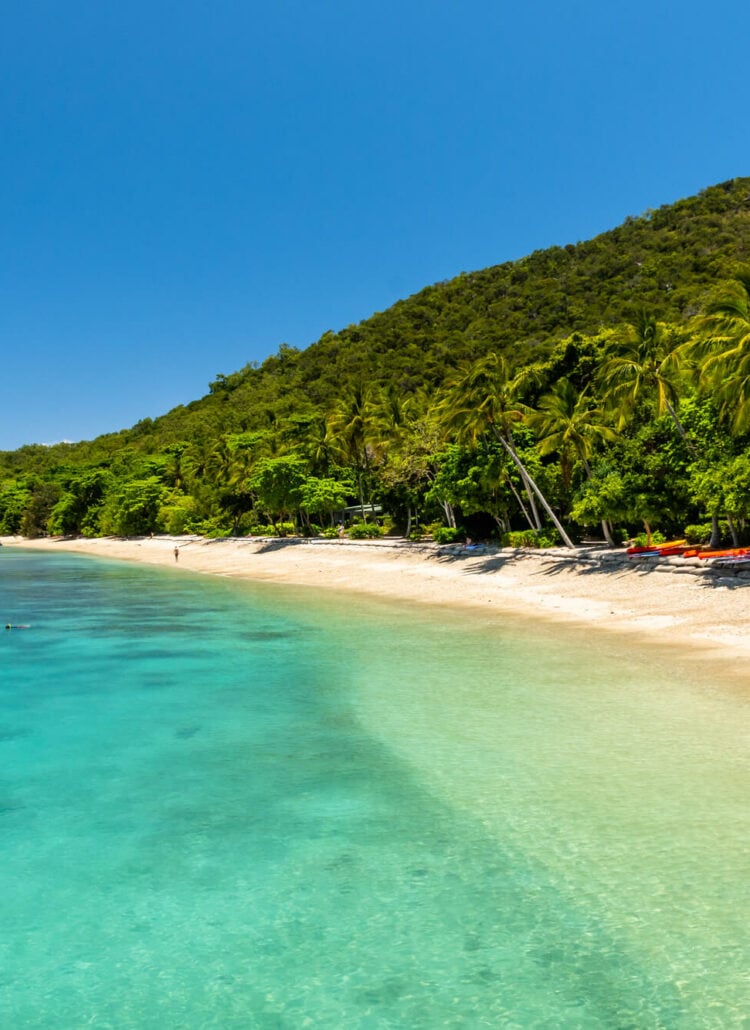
[0,1,746,450]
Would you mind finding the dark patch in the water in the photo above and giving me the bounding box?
[358,978,407,1005]
[175,725,201,739]
[243,630,293,641]
[0,726,31,742]
[0,798,24,814]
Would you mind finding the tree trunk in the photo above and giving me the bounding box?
[357,470,366,521]
[710,514,721,548]
[405,506,412,539]
[508,428,542,529]
[491,514,506,536]
[664,399,697,457]
[524,474,543,530]
[495,431,576,549]
[643,518,652,548]
[507,478,537,532]
[728,514,739,547]
[440,500,457,529]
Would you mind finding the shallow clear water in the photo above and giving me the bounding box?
[1,550,749,1027]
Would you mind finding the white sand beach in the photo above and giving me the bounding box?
[4,534,750,667]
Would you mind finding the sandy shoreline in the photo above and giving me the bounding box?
[4,534,750,667]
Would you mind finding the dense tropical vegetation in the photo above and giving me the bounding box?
[3,177,750,547]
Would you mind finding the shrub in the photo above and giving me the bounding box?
[193,518,232,538]
[631,530,666,548]
[247,524,276,537]
[501,529,560,548]
[320,526,340,539]
[432,526,464,544]
[684,522,712,545]
[348,522,384,539]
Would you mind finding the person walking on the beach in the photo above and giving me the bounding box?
[174,547,179,562]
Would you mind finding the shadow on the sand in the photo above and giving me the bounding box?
[254,538,305,554]
[433,548,517,575]
[432,544,750,589]
[533,554,750,588]
[535,557,629,578]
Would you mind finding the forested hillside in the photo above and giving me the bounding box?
[3,176,750,547]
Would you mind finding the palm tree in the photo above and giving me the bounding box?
[297,416,336,475]
[437,352,575,548]
[599,310,695,455]
[694,267,750,434]
[207,437,235,490]
[325,383,378,519]
[529,378,619,546]
[183,439,215,488]
[162,444,190,490]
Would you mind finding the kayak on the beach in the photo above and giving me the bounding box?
[626,539,691,559]
[626,539,688,556]
[696,547,750,560]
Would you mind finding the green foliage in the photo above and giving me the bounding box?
[159,494,199,535]
[683,523,712,544]
[298,477,349,520]
[21,482,61,538]
[248,522,295,537]
[99,476,168,536]
[501,529,559,548]
[431,526,464,544]
[0,481,32,534]
[631,530,667,548]
[347,522,384,539]
[250,456,306,527]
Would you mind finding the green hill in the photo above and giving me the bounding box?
[3,176,750,543]
[6,176,750,465]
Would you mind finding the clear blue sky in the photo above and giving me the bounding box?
[1,1,746,450]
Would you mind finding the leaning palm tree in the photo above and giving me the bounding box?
[599,310,695,454]
[694,267,750,435]
[437,352,575,548]
[529,378,619,546]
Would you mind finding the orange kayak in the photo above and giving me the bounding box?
[697,547,750,560]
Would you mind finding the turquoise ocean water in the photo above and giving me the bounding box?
[1,549,749,1028]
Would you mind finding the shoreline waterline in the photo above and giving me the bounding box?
[4,534,750,680]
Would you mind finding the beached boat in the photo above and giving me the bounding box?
[627,539,689,558]
[697,547,750,560]
[706,553,750,566]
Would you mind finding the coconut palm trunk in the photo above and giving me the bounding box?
[493,429,575,548]
[507,477,537,532]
